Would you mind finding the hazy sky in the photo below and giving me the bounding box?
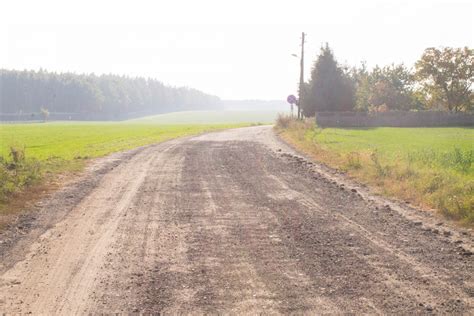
[1,0,473,100]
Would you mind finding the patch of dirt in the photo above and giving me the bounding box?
[0,126,472,314]
[0,167,79,231]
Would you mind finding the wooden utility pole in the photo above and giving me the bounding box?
[298,32,305,120]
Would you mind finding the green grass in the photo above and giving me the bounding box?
[307,127,474,173]
[0,122,245,161]
[0,121,246,206]
[130,110,284,124]
[0,109,283,209]
[277,118,474,225]
[310,127,473,153]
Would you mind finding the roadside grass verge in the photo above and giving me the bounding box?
[0,122,247,218]
[275,115,474,226]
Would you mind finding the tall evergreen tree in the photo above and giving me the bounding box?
[303,44,355,116]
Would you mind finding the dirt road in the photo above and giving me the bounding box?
[0,126,472,314]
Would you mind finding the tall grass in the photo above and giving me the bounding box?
[275,115,474,225]
[0,147,41,202]
[407,148,473,173]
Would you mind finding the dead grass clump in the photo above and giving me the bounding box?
[0,147,42,204]
[275,113,295,129]
[345,152,362,170]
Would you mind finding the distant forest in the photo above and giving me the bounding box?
[0,69,221,121]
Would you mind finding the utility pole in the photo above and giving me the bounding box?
[298,32,305,120]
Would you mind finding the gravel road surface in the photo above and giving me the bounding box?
[0,126,472,314]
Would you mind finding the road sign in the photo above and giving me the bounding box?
[287,95,297,104]
[287,95,297,117]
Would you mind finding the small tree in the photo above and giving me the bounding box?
[40,107,50,122]
[303,44,355,116]
[415,47,473,112]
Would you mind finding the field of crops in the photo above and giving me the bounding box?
[277,119,474,224]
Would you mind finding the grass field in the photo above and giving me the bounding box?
[130,110,285,124]
[0,122,246,161]
[0,109,286,210]
[276,117,474,225]
[0,109,282,162]
[0,120,248,210]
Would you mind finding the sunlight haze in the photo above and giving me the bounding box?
[1,0,472,99]
[1,1,474,312]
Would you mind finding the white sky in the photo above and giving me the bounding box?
[1,0,473,100]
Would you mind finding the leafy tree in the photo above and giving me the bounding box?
[351,63,371,111]
[303,44,355,116]
[415,47,473,112]
[370,64,420,111]
[351,64,420,111]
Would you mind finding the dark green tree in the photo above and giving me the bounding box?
[303,44,355,116]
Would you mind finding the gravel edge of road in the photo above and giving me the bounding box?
[0,127,260,273]
[270,128,474,253]
[0,145,149,273]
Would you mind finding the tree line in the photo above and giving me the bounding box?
[0,69,221,120]
[301,45,473,116]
